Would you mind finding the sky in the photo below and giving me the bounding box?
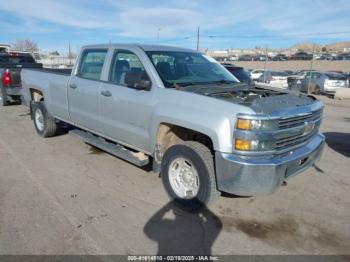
[0,0,350,54]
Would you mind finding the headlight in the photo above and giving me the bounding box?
[236,118,277,130]
[235,139,274,151]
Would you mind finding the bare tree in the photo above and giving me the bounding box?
[11,39,39,52]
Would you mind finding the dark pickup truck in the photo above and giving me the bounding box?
[0,52,42,106]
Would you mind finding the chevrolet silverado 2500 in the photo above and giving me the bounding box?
[21,44,325,207]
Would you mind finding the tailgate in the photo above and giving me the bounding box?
[8,68,22,87]
[1,63,42,87]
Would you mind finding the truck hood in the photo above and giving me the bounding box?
[250,93,317,114]
[180,83,317,115]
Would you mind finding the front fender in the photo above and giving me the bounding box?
[149,102,234,153]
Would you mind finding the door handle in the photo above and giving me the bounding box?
[101,90,112,97]
[69,83,77,89]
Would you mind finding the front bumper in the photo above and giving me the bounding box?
[323,85,344,94]
[215,133,325,196]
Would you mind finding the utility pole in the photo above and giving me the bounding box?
[157,28,161,42]
[308,43,316,94]
[196,26,200,51]
[68,42,72,66]
[263,44,268,82]
[310,43,316,72]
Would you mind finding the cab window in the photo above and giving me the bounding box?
[109,50,150,87]
[78,49,107,81]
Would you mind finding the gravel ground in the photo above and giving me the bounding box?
[0,99,349,255]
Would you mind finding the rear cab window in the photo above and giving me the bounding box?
[0,55,36,64]
[78,49,107,81]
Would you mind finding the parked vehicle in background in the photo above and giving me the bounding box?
[334,53,350,61]
[223,64,253,86]
[320,72,349,94]
[287,71,310,93]
[284,70,295,75]
[238,54,254,61]
[229,55,239,61]
[257,70,289,88]
[344,72,350,87]
[272,54,288,61]
[317,54,334,60]
[288,71,348,95]
[290,52,313,60]
[254,55,269,61]
[21,43,325,208]
[250,69,265,81]
[0,52,42,106]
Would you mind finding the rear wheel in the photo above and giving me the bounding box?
[161,141,219,209]
[31,102,58,137]
[313,85,321,95]
[0,87,8,106]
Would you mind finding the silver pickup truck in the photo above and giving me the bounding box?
[22,44,325,208]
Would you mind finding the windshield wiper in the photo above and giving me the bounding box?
[215,80,237,84]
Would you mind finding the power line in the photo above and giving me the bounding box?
[136,29,350,46]
[206,30,350,39]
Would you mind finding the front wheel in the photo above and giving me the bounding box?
[31,102,58,137]
[161,141,219,209]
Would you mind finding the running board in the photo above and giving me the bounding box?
[69,129,150,167]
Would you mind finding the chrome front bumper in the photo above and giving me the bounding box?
[215,133,325,196]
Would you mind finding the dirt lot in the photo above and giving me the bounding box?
[0,97,349,255]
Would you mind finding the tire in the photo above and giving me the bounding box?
[0,87,8,106]
[313,86,321,95]
[161,141,219,210]
[31,102,58,137]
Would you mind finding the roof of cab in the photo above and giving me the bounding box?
[81,43,197,53]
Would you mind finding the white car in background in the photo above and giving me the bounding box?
[250,69,265,80]
[257,70,289,89]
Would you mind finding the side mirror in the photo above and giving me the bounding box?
[125,71,152,91]
[136,79,152,90]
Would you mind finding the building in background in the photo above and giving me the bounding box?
[0,44,10,53]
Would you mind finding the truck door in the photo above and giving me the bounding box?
[68,49,108,133]
[99,49,154,152]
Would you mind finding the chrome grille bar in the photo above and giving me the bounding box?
[278,109,322,129]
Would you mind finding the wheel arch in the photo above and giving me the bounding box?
[152,122,216,174]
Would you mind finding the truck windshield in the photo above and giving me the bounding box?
[146,51,238,88]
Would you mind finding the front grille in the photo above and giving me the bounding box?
[273,109,322,151]
[275,129,318,151]
[278,109,322,129]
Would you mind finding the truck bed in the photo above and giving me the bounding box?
[21,68,71,119]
